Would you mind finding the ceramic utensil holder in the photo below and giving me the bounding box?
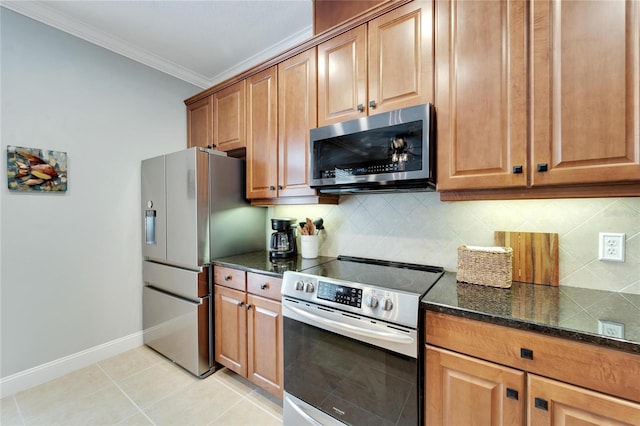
[301,235,319,259]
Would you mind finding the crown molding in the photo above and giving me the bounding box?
[208,25,312,87]
[1,1,312,90]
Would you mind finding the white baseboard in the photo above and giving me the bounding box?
[0,332,143,399]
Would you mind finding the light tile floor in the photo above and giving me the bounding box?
[1,346,283,425]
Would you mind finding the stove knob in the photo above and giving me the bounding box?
[382,298,394,311]
[365,295,379,308]
[304,282,315,293]
[295,280,304,291]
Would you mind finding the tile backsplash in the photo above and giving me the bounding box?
[271,194,640,295]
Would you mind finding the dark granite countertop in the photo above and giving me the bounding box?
[212,250,336,277]
[422,272,640,355]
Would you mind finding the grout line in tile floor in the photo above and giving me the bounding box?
[1,346,283,426]
[96,363,156,425]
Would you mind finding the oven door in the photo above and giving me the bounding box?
[282,297,419,426]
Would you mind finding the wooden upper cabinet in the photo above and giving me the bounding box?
[318,1,434,126]
[277,49,318,198]
[367,0,433,114]
[436,0,528,191]
[530,0,640,187]
[439,0,640,196]
[187,96,213,149]
[213,80,246,151]
[246,66,278,199]
[314,0,387,35]
[317,25,367,126]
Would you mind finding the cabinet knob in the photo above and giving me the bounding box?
[260,283,269,290]
[534,397,548,411]
[537,163,549,172]
[277,185,283,190]
[224,275,232,281]
[269,185,276,191]
[357,103,364,112]
[369,100,377,109]
[520,348,534,360]
[237,301,244,307]
[506,388,519,400]
[246,304,252,310]
[512,165,523,174]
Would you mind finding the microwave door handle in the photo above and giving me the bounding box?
[287,305,414,345]
[285,396,323,426]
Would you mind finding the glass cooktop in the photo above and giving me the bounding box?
[301,255,444,296]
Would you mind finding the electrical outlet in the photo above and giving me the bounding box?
[598,320,624,338]
[598,232,625,262]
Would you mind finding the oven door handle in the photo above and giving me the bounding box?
[285,396,323,426]
[287,305,415,344]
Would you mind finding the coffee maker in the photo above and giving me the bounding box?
[269,218,297,259]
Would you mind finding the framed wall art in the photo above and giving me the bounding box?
[6,145,68,192]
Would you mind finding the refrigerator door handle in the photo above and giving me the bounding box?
[146,285,204,304]
[144,210,157,245]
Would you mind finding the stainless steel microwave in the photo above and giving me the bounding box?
[309,103,435,193]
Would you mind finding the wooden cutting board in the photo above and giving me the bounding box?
[494,231,559,286]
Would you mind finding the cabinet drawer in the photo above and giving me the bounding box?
[247,272,282,301]
[213,266,246,291]
[425,311,640,403]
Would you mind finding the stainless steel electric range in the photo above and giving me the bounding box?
[281,255,444,426]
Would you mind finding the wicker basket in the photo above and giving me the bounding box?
[457,245,513,288]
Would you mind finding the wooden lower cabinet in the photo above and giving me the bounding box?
[425,346,640,426]
[425,312,640,426]
[214,285,247,376]
[214,269,284,398]
[527,374,640,426]
[247,294,283,397]
[425,346,525,426]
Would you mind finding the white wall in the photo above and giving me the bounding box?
[0,9,200,381]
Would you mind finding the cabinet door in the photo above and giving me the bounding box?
[247,294,283,398]
[425,346,525,426]
[246,66,278,199]
[187,96,214,149]
[213,81,246,151]
[317,25,367,126]
[531,0,640,186]
[528,374,640,426]
[214,284,247,377]
[277,48,318,198]
[436,0,527,191]
[368,1,433,114]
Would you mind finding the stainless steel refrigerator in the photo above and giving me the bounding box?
[141,147,265,377]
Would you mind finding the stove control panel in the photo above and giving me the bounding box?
[318,281,362,308]
[282,271,421,327]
